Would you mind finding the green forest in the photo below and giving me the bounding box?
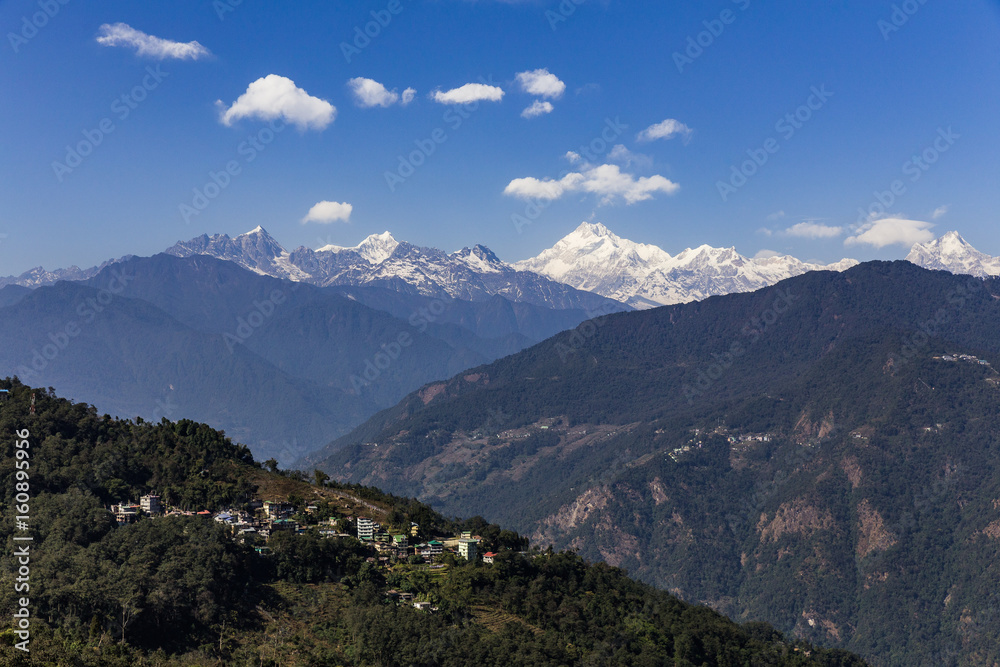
[0,380,868,665]
[313,263,1000,666]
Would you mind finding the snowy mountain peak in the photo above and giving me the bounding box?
[318,231,399,264]
[355,231,399,264]
[517,222,859,308]
[575,221,613,238]
[451,244,505,273]
[906,231,1000,277]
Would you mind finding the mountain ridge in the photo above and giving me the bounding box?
[515,222,860,308]
[4,224,997,312]
[314,261,1000,665]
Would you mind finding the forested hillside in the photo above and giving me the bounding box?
[316,262,1000,665]
[0,380,866,665]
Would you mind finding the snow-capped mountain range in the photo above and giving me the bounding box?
[165,226,623,312]
[905,231,1000,278]
[0,256,134,289]
[516,223,860,308]
[3,225,998,309]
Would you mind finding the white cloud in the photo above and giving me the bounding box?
[431,83,504,104]
[219,75,336,131]
[932,205,949,220]
[401,87,417,106]
[754,249,782,259]
[845,217,935,248]
[636,118,693,143]
[348,77,399,108]
[608,144,653,169]
[97,22,211,60]
[521,100,554,118]
[783,222,843,239]
[767,210,786,221]
[504,163,679,205]
[515,69,566,99]
[756,227,774,237]
[565,151,583,164]
[302,201,353,224]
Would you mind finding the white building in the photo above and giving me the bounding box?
[357,517,380,541]
[458,539,478,561]
[140,494,162,515]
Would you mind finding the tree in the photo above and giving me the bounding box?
[314,469,329,487]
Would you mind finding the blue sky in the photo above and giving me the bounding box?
[2,0,999,276]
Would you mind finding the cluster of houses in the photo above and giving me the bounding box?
[727,433,773,444]
[108,496,352,545]
[354,519,496,565]
[110,494,163,523]
[941,353,992,367]
[108,496,500,568]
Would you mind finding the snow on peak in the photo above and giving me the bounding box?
[517,222,859,308]
[319,231,399,264]
[355,231,399,264]
[451,244,505,273]
[907,231,1000,277]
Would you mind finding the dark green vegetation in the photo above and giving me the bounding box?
[0,381,865,665]
[318,262,1000,666]
[0,253,616,463]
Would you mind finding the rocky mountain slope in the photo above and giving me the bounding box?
[315,262,1000,665]
[906,230,1000,277]
[1,254,606,464]
[166,226,626,313]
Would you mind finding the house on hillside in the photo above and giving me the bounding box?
[271,518,297,533]
[263,500,294,520]
[458,539,478,561]
[112,503,140,524]
[482,552,497,564]
[357,517,380,541]
[418,541,444,560]
[140,494,162,515]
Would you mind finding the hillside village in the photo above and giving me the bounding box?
[108,490,504,611]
